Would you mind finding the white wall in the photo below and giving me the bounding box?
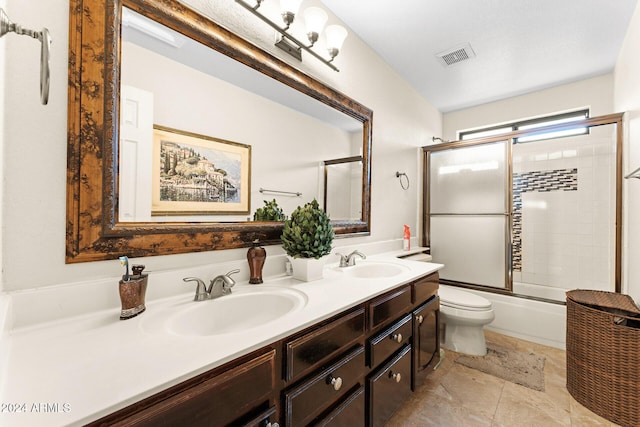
[614,1,640,302]
[443,73,614,142]
[0,0,6,291]
[0,0,441,293]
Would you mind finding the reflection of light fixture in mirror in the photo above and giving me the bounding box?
[122,7,184,48]
[235,0,347,72]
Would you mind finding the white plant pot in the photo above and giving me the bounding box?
[288,256,327,282]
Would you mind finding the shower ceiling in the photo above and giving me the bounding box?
[321,0,638,113]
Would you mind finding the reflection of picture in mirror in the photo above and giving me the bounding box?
[151,126,251,216]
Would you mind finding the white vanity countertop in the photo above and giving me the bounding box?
[0,256,442,427]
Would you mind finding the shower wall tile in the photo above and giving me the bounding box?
[512,134,615,296]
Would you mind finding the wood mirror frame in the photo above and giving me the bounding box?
[66,0,373,263]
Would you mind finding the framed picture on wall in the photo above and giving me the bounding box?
[151,125,251,216]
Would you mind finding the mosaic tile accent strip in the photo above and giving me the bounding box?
[512,168,577,271]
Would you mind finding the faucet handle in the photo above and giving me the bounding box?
[225,269,240,283]
[226,269,240,278]
[348,250,366,259]
[222,269,240,292]
[336,253,348,267]
[183,277,208,301]
[348,250,366,263]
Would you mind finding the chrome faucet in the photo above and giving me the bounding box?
[336,250,366,267]
[183,269,240,302]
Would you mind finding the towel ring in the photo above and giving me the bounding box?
[396,172,409,190]
[1,8,51,105]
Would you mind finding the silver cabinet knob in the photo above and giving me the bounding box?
[265,423,279,427]
[391,333,403,343]
[416,315,424,324]
[390,371,402,383]
[328,374,343,391]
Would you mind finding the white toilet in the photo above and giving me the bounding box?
[438,285,495,356]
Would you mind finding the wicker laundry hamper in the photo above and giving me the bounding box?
[566,289,640,427]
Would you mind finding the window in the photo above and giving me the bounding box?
[459,109,589,143]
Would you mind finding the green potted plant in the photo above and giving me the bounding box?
[281,199,334,281]
[253,199,286,221]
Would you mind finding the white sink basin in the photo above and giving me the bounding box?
[350,262,408,278]
[166,288,307,337]
[331,261,410,279]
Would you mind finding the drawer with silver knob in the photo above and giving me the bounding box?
[367,313,412,368]
[284,345,365,427]
[367,344,412,427]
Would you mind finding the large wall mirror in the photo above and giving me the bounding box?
[66,0,372,263]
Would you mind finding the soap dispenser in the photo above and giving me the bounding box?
[247,240,266,284]
[118,257,148,320]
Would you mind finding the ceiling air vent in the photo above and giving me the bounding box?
[436,43,476,67]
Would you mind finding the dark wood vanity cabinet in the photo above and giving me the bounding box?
[284,345,366,426]
[310,385,365,426]
[88,347,278,427]
[284,308,365,382]
[367,345,412,427]
[90,272,440,427]
[412,296,440,390]
[364,284,415,427]
[368,285,412,330]
[282,307,366,426]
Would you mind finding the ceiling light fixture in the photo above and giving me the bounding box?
[235,0,347,72]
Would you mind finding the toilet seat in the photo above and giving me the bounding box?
[438,286,492,311]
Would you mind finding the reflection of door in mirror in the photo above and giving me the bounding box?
[323,156,363,221]
[119,7,363,223]
[120,85,153,222]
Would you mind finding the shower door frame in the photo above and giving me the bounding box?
[422,113,624,299]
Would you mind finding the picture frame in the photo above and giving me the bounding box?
[151,125,251,216]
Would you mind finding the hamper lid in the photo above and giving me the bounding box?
[566,289,640,315]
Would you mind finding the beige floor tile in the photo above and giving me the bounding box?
[484,330,520,351]
[387,332,614,427]
[569,396,621,427]
[435,364,504,418]
[493,381,571,427]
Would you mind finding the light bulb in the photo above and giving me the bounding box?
[280,0,302,29]
[304,7,328,46]
[325,25,348,60]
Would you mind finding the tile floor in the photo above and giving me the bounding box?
[387,330,621,427]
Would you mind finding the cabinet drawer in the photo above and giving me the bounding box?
[368,313,412,368]
[284,345,366,427]
[413,272,439,305]
[367,345,412,427]
[113,349,276,427]
[285,308,365,382]
[368,285,412,330]
[243,405,278,427]
[311,385,365,426]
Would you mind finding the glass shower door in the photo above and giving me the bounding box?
[428,141,510,289]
